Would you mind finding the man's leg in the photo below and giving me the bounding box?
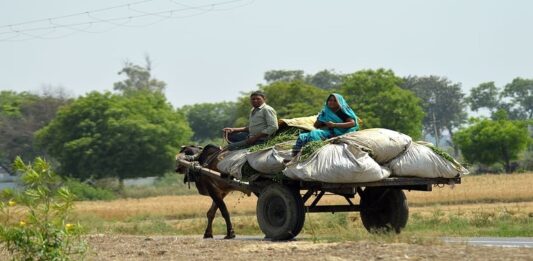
[226,131,249,151]
[227,131,249,143]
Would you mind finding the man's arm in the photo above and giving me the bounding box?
[261,107,278,136]
[223,126,248,133]
[246,108,277,145]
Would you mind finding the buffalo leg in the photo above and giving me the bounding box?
[203,202,218,239]
[207,187,235,239]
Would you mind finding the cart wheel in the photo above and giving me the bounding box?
[256,183,305,240]
[359,187,408,234]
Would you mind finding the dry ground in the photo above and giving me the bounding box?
[86,234,533,261]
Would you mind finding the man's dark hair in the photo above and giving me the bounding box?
[250,90,265,98]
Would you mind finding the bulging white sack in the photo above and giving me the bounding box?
[245,148,288,174]
[337,128,412,164]
[216,149,247,179]
[283,143,390,183]
[389,142,469,178]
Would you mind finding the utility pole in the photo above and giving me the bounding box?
[432,110,439,147]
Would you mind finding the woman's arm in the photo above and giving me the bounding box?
[325,118,355,129]
[314,119,325,128]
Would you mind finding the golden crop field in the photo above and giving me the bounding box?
[74,172,533,222]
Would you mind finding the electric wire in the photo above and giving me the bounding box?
[0,0,253,41]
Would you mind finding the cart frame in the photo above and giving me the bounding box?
[177,158,461,240]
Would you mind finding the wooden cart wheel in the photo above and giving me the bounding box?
[256,183,305,240]
[359,187,408,234]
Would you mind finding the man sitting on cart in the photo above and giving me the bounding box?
[292,93,359,156]
[223,91,278,150]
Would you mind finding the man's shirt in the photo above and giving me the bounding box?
[248,103,278,137]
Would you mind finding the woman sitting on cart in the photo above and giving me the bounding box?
[292,93,360,156]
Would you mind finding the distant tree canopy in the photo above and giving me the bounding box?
[502,78,532,120]
[467,82,500,114]
[453,116,530,173]
[180,101,238,142]
[467,78,532,120]
[264,69,345,90]
[0,89,70,168]
[0,91,35,117]
[113,56,166,94]
[264,70,305,83]
[341,69,425,139]
[401,75,467,150]
[36,91,192,181]
[233,81,329,127]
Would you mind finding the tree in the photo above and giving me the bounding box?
[502,78,533,119]
[264,70,304,83]
[401,76,467,152]
[233,81,329,127]
[304,69,345,90]
[264,69,345,90]
[340,69,425,139]
[468,79,532,120]
[36,91,192,181]
[113,56,166,94]
[180,102,238,142]
[0,89,70,168]
[0,91,36,117]
[453,116,530,173]
[467,82,500,114]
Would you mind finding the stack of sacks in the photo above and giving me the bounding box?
[217,127,468,182]
[282,128,411,183]
[283,143,390,183]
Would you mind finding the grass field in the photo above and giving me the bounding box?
[73,172,533,240]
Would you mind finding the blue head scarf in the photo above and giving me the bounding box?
[317,93,359,136]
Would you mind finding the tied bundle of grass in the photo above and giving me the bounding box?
[248,127,300,152]
[299,140,327,161]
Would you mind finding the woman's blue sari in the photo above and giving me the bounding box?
[293,93,359,151]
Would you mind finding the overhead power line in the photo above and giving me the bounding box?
[0,0,156,29]
[0,0,254,41]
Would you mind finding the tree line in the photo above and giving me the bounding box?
[0,61,531,183]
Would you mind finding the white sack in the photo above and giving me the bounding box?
[245,148,288,174]
[337,128,412,164]
[389,142,469,178]
[216,149,247,179]
[283,143,390,183]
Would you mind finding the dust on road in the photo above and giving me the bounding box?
[87,234,533,260]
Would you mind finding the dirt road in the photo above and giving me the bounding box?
[87,235,533,260]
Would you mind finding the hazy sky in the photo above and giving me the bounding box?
[1,0,532,107]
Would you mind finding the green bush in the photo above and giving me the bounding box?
[64,179,116,201]
[0,157,87,260]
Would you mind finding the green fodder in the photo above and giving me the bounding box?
[425,144,458,164]
[300,140,327,161]
[248,127,300,152]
